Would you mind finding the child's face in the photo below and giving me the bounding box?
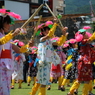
[3,22,11,33]
[83,33,89,39]
[72,43,77,48]
[42,29,49,36]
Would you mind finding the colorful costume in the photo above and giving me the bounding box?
[49,46,66,90]
[36,39,60,85]
[11,53,26,88]
[30,21,67,95]
[77,41,93,81]
[27,53,38,86]
[50,46,65,79]
[0,32,14,95]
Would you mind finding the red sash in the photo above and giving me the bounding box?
[0,50,12,59]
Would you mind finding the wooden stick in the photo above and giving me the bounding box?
[45,3,64,28]
[21,4,43,28]
[45,3,56,18]
[31,15,42,39]
[58,18,64,28]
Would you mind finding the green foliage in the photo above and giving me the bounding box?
[65,0,95,14]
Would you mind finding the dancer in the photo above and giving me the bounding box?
[27,47,38,86]
[67,28,95,95]
[47,37,66,90]
[61,39,78,92]
[11,40,26,89]
[29,20,68,95]
[0,12,34,95]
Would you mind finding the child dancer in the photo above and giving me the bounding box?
[0,10,34,95]
[67,28,95,95]
[27,48,38,86]
[47,38,66,90]
[29,20,67,95]
[61,39,78,92]
[11,40,26,89]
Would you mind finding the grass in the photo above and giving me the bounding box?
[10,81,95,95]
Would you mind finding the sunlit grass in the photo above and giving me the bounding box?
[10,81,95,95]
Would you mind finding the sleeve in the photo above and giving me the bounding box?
[20,44,29,53]
[0,32,13,45]
[21,54,26,62]
[47,23,58,38]
[37,43,46,62]
[57,35,67,46]
[89,32,95,41]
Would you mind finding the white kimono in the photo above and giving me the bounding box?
[36,39,61,85]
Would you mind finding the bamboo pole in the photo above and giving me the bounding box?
[45,3,56,18]
[21,4,44,28]
[31,15,42,39]
[45,3,64,28]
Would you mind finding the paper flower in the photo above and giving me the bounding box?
[69,39,76,44]
[13,39,19,43]
[0,9,22,20]
[86,32,92,37]
[0,9,6,14]
[20,28,27,35]
[83,26,91,30]
[7,12,22,20]
[18,41,24,47]
[50,37,59,42]
[57,14,62,19]
[35,23,45,31]
[30,46,38,54]
[63,43,69,48]
[75,34,83,42]
[45,21,53,26]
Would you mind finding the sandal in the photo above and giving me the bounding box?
[11,85,14,89]
[60,86,65,91]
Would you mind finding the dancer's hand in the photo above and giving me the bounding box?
[62,27,68,35]
[28,39,34,47]
[12,28,21,36]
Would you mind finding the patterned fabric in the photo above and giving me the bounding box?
[28,54,38,77]
[77,41,93,81]
[12,53,26,80]
[0,32,13,95]
[64,48,78,80]
[36,39,60,85]
[50,46,66,78]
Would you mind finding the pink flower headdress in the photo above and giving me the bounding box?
[75,26,92,42]
[35,21,53,36]
[69,39,76,44]
[0,9,22,20]
[50,36,59,42]
[13,39,24,47]
[30,46,38,54]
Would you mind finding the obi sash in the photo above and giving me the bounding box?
[0,49,12,59]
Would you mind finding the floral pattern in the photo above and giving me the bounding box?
[0,33,13,95]
[36,39,60,85]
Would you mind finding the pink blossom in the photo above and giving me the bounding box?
[86,32,92,37]
[63,43,69,48]
[18,41,25,46]
[0,9,6,14]
[50,37,59,42]
[83,26,91,30]
[7,12,22,20]
[69,39,76,44]
[13,39,19,43]
[75,34,83,42]
[45,21,53,26]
